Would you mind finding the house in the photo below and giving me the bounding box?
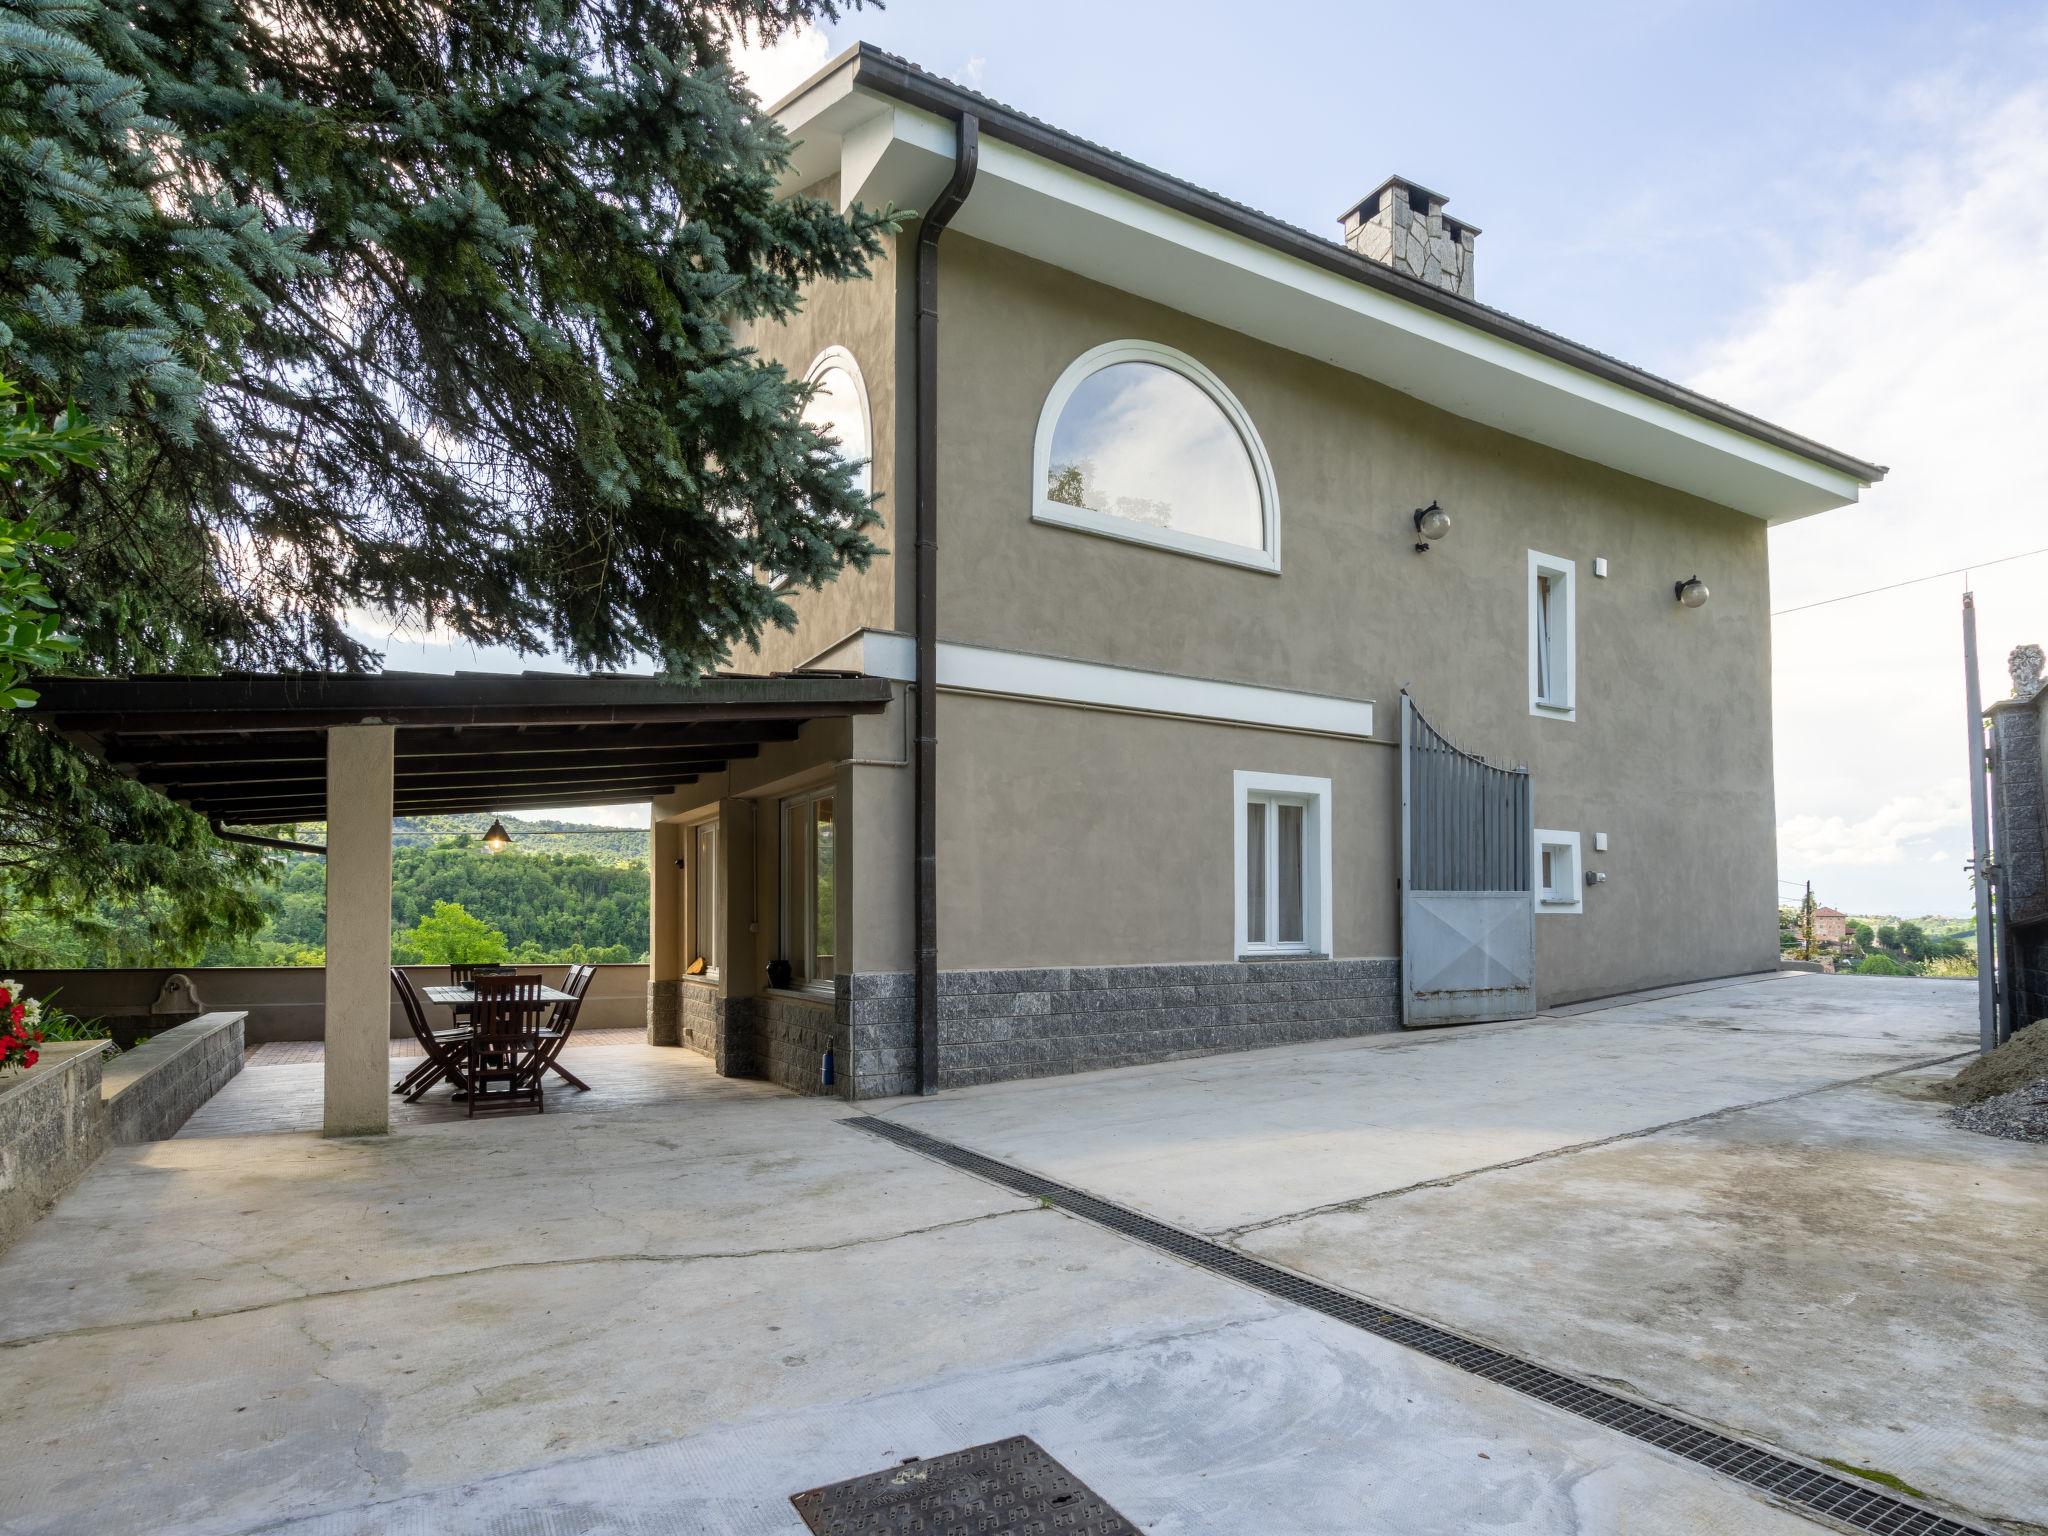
[1812,908,1848,946]
[645,46,1884,1100]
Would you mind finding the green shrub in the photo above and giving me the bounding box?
[1855,954,1909,977]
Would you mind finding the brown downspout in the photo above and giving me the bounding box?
[914,113,979,1095]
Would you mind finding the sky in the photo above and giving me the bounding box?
[375,4,2048,914]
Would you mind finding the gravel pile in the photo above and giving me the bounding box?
[1947,1075,2048,1143]
[1940,1020,2048,1104]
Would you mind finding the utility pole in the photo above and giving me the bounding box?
[1962,591,1999,1054]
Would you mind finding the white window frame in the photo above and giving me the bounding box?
[1528,550,1577,720]
[1033,339,1281,574]
[778,784,838,994]
[1534,828,1583,914]
[686,817,720,980]
[1233,770,1334,957]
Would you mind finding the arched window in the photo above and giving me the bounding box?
[801,346,871,500]
[1033,340,1279,572]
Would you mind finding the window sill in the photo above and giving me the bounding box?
[683,974,721,988]
[761,986,835,1008]
[1033,503,1281,575]
[1530,699,1576,721]
[1238,950,1327,963]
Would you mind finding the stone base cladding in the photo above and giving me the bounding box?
[840,959,1400,1095]
[840,973,917,1100]
[0,1043,108,1254]
[742,993,844,1096]
[647,979,682,1048]
[677,983,727,1060]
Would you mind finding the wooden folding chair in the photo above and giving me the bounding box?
[391,968,473,1102]
[447,963,513,1030]
[534,964,595,1092]
[465,973,552,1116]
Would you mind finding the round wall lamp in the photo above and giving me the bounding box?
[1674,576,1710,609]
[482,817,513,853]
[1412,500,1450,552]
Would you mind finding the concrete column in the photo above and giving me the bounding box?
[323,725,393,1136]
[647,797,683,1046]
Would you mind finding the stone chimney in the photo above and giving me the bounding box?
[1340,176,1478,299]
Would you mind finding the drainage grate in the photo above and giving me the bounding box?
[848,1116,1992,1536]
[790,1434,1139,1534]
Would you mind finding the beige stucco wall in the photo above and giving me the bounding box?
[731,181,910,675]
[918,236,1779,1002]
[938,697,1392,971]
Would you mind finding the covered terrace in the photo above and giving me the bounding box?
[33,669,890,1134]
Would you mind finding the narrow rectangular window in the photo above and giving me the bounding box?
[780,787,837,990]
[1528,552,1576,718]
[1245,800,1268,944]
[1276,801,1305,944]
[812,796,836,984]
[690,820,719,976]
[1235,772,1332,958]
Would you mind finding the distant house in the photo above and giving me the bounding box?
[1812,908,1848,946]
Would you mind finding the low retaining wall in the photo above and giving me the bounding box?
[0,1043,109,1251]
[103,1013,245,1145]
[9,964,651,1045]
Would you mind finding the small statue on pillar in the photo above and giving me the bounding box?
[2011,643,2045,700]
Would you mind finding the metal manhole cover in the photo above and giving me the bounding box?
[789,1435,1139,1534]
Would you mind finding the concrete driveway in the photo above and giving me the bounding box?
[877,973,2046,1532]
[0,977,2034,1534]
[0,1036,1866,1536]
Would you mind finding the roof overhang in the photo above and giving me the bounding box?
[32,670,891,827]
[775,46,1882,524]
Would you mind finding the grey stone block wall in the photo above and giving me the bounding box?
[745,993,843,1096]
[102,1012,244,1145]
[0,1043,108,1253]
[840,973,917,1100]
[840,958,1400,1096]
[1991,684,2048,1028]
[648,979,681,1048]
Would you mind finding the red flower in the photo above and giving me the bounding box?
[21,1050,37,1068]
[6,1003,21,1027]
[0,986,10,1008]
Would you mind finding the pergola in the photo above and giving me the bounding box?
[35,669,891,1133]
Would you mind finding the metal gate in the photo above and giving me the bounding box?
[1400,693,1536,1027]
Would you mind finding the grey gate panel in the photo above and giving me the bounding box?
[1401,693,1536,1027]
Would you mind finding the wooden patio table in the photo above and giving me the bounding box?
[421,983,576,1008]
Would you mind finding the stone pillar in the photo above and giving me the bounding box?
[323,725,393,1136]
[648,803,682,1046]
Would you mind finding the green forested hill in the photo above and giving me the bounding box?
[392,814,647,861]
[1,818,650,967]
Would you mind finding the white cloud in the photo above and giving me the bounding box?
[1688,79,2048,915]
[1778,785,1969,869]
[726,22,834,109]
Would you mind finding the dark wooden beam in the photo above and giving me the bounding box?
[148,746,748,790]
[107,719,803,768]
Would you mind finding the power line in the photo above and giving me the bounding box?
[1773,542,2048,617]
